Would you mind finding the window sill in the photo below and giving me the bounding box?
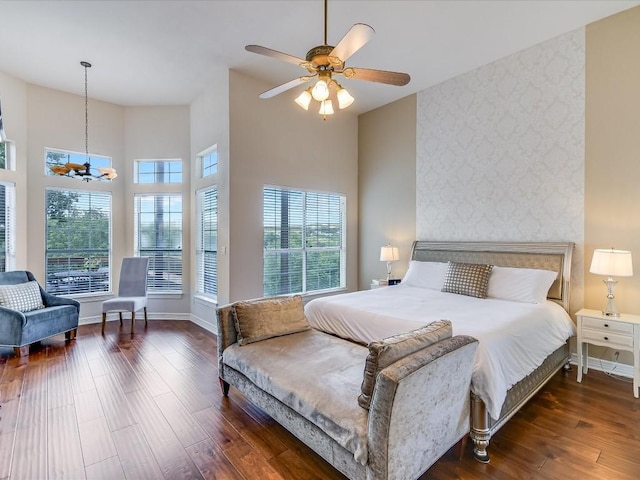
[194,294,218,308]
[301,287,348,303]
[148,291,183,300]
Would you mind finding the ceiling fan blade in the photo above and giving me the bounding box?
[343,67,410,86]
[329,24,375,64]
[259,77,312,99]
[245,45,305,66]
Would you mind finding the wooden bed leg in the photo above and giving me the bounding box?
[470,392,491,463]
[456,434,469,460]
[219,378,230,397]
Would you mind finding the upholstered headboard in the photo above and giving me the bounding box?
[409,241,574,312]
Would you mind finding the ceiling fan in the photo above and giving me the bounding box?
[245,0,410,116]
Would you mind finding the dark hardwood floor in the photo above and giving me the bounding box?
[0,320,638,480]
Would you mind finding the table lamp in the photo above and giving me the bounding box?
[589,248,633,317]
[380,245,399,281]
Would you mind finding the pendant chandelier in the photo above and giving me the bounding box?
[49,61,117,181]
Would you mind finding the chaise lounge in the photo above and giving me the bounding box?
[0,270,80,356]
[217,295,478,480]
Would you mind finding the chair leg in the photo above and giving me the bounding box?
[14,346,29,357]
[101,312,107,335]
[65,329,77,341]
[131,311,136,333]
[118,312,123,326]
[143,306,148,326]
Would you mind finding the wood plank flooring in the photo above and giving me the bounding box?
[0,320,638,479]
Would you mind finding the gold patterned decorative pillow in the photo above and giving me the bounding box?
[441,262,493,298]
[0,281,45,312]
[358,320,452,410]
[232,295,310,346]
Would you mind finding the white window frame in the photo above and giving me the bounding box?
[44,147,112,179]
[263,186,346,297]
[134,159,183,184]
[134,193,183,293]
[195,186,218,299]
[0,139,16,171]
[198,145,218,178]
[44,187,112,296]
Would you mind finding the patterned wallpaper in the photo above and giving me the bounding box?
[416,29,585,308]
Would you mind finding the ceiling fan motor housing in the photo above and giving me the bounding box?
[305,45,343,71]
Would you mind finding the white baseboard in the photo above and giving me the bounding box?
[570,352,633,378]
[190,314,217,335]
[79,313,191,326]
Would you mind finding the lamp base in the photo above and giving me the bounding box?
[602,277,620,317]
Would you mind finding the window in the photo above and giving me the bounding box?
[135,159,182,184]
[45,188,111,295]
[199,146,217,177]
[0,141,6,169]
[196,187,217,297]
[45,148,112,179]
[0,181,16,272]
[134,194,183,292]
[263,187,346,296]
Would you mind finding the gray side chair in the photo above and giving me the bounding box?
[101,257,149,334]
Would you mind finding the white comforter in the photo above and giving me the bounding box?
[304,285,576,419]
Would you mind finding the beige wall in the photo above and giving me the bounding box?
[228,70,359,302]
[358,95,416,289]
[585,6,640,364]
[124,105,192,316]
[189,67,230,330]
[0,71,29,269]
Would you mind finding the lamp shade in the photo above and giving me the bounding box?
[380,246,399,263]
[590,249,633,277]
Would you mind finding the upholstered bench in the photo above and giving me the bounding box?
[217,295,478,480]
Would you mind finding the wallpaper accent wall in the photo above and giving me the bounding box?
[416,29,585,309]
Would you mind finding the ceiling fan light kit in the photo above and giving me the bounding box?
[245,0,410,120]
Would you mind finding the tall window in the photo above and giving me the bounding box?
[199,146,217,177]
[196,187,217,297]
[0,181,16,272]
[263,187,346,296]
[135,159,182,184]
[45,188,111,295]
[134,194,183,292]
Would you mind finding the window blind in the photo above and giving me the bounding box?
[0,181,16,272]
[45,188,111,295]
[134,194,183,292]
[263,187,345,296]
[196,187,217,296]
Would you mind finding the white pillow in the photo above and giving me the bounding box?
[401,261,448,290]
[487,266,558,304]
[0,280,45,312]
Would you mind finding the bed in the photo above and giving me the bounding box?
[304,240,576,462]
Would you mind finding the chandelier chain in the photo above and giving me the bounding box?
[84,63,89,161]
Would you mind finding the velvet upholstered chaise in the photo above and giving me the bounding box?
[0,270,80,356]
[217,295,478,480]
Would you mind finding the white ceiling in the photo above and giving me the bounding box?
[1,0,638,115]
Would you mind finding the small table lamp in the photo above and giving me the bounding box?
[380,245,399,281]
[589,248,633,317]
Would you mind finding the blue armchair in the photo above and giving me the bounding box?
[0,270,80,356]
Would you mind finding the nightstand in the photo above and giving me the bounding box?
[576,308,640,398]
